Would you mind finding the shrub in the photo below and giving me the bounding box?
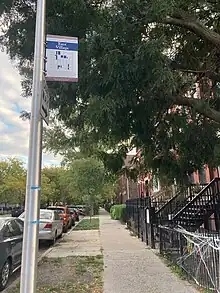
[110,204,126,222]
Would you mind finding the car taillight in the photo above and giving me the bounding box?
[44,223,52,229]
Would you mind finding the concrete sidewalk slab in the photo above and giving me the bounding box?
[99,209,198,293]
[46,229,102,258]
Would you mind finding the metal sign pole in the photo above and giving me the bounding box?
[20,0,46,291]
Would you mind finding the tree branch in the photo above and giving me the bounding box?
[173,68,220,82]
[20,110,31,121]
[173,96,220,123]
[163,16,220,47]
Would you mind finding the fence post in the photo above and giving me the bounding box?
[159,226,163,254]
[146,196,155,249]
[144,198,148,244]
[137,198,140,238]
[144,207,148,245]
[179,232,184,256]
[218,249,220,290]
[140,198,143,241]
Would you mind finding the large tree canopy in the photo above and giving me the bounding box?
[0,158,26,204]
[2,0,220,179]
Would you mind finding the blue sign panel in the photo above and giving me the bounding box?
[47,41,78,51]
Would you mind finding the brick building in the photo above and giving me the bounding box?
[115,154,139,204]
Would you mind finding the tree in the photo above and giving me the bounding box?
[0,158,26,205]
[2,0,220,180]
[41,172,56,206]
[41,166,72,204]
[68,158,105,216]
[41,165,86,205]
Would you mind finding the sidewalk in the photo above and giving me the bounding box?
[99,209,198,293]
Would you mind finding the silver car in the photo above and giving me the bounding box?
[19,209,63,244]
[0,217,23,291]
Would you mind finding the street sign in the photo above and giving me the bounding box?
[41,76,50,125]
[45,34,78,82]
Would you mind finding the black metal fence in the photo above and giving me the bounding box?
[126,197,156,247]
[125,197,220,292]
[159,225,220,291]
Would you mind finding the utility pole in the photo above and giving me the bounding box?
[20,0,46,291]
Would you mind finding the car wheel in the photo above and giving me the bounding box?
[0,259,11,291]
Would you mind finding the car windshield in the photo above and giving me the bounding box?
[47,208,64,214]
[40,211,52,220]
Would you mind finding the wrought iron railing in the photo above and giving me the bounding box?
[173,178,220,230]
[155,183,208,223]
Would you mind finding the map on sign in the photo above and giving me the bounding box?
[45,35,78,82]
[55,51,71,71]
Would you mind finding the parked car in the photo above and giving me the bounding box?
[69,205,85,216]
[68,206,80,222]
[19,209,63,244]
[0,217,24,291]
[11,207,24,218]
[78,205,86,215]
[46,206,71,232]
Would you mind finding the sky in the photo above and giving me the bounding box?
[0,51,62,167]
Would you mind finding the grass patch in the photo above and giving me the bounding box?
[7,256,103,293]
[74,218,99,230]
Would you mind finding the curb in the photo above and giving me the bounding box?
[4,217,84,292]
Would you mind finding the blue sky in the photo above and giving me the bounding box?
[0,51,62,167]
